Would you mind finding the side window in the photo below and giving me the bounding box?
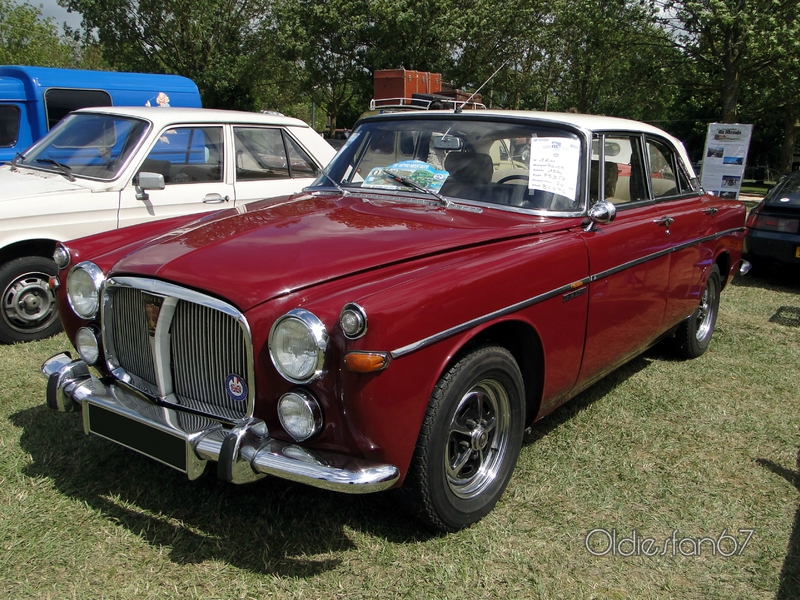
[234,127,290,180]
[43,89,112,130]
[142,126,224,184]
[646,138,681,198]
[591,134,648,205]
[284,135,320,177]
[0,105,20,147]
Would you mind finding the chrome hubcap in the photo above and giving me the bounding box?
[2,271,57,332]
[695,278,717,342]
[445,378,511,499]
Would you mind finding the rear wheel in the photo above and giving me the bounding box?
[0,256,62,344]
[403,345,526,532]
[674,264,721,359]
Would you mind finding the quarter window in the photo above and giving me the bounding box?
[234,127,319,180]
[0,105,20,147]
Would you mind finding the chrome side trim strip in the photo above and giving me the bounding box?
[390,226,744,358]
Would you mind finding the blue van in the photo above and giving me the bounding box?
[0,65,201,162]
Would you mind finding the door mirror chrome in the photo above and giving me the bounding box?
[583,200,617,232]
[135,171,166,200]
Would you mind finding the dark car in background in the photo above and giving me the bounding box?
[744,172,800,271]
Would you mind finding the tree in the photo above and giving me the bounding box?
[663,0,795,124]
[274,0,372,134]
[0,0,80,66]
[58,0,276,109]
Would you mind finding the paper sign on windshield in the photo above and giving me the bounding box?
[362,160,449,191]
[528,138,580,201]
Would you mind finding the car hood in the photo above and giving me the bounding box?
[0,165,100,202]
[111,193,551,312]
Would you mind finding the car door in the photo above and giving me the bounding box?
[578,133,671,384]
[644,136,713,329]
[231,126,322,203]
[117,124,234,229]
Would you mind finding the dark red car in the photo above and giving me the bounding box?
[43,111,747,531]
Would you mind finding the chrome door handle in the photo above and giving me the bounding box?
[203,193,230,204]
[654,216,674,227]
[702,207,719,215]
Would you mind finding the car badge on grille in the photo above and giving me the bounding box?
[226,374,248,402]
[143,293,165,337]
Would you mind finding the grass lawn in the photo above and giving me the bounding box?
[1,270,798,599]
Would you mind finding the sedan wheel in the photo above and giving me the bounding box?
[0,256,62,344]
[403,345,525,532]
[674,264,721,359]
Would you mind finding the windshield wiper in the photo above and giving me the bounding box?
[381,169,450,207]
[34,158,75,181]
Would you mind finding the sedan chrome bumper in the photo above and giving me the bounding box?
[42,353,399,493]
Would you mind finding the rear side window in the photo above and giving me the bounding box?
[44,89,112,130]
[0,105,20,147]
[234,127,320,180]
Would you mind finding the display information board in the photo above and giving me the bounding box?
[700,123,753,199]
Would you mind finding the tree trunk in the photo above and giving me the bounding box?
[780,104,799,174]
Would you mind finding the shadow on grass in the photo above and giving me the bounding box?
[9,405,432,577]
[524,352,653,445]
[732,266,800,292]
[755,451,800,600]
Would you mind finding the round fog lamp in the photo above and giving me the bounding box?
[53,245,70,270]
[339,302,367,339]
[75,326,101,365]
[278,390,323,441]
[66,262,105,319]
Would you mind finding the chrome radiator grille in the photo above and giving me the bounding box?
[103,278,254,422]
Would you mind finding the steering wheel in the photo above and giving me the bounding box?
[497,174,529,184]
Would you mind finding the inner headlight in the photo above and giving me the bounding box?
[75,326,101,365]
[269,308,328,383]
[278,390,323,441]
[66,262,105,319]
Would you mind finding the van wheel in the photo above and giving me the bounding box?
[403,345,525,532]
[0,256,62,344]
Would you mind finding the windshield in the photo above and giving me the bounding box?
[22,113,149,180]
[310,117,585,213]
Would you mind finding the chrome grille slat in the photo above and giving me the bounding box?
[103,278,253,423]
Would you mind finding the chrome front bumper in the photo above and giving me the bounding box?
[42,353,399,493]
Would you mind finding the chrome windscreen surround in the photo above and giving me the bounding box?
[101,277,255,422]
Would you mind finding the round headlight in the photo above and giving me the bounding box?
[66,262,105,319]
[75,326,101,365]
[269,309,328,383]
[278,390,323,441]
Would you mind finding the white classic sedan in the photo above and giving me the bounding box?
[0,107,336,343]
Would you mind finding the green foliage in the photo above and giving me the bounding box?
[0,0,80,66]
[58,0,276,109]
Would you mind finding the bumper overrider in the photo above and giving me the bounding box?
[42,353,400,492]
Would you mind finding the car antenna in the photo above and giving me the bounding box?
[454,60,509,114]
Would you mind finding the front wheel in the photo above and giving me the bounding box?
[674,264,721,359]
[403,345,526,532]
[0,256,62,344]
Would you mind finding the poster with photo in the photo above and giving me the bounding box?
[699,123,753,199]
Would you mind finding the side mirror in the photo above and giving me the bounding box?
[583,199,616,232]
[135,171,165,201]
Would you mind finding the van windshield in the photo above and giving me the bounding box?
[22,113,149,181]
